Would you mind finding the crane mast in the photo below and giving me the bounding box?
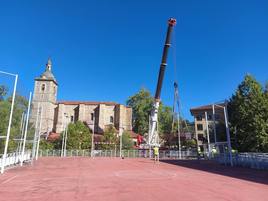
[148,18,176,147]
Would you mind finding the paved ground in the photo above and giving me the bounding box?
[0,157,267,201]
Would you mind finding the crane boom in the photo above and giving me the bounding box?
[148,18,176,147]
[155,18,176,100]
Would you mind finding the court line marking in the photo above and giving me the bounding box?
[1,175,18,184]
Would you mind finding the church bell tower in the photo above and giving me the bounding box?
[31,58,58,134]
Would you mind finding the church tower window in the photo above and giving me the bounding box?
[41,84,46,92]
[110,116,114,123]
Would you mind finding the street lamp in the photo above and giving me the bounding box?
[61,113,69,157]
[0,71,18,174]
[91,114,95,158]
[119,126,124,158]
[64,114,69,157]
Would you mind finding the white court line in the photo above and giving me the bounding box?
[1,175,18,184]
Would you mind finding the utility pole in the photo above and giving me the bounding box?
[119,126,123,158]
[20,92,32,167]
[18,112,26,154]
[61,113,67,157]
[35,106,43,160]
[205,111,211,158]
[32,102,40,161]
[63,115,69,157]
[223,101,233,166]
[212,104,217,144]
[91,114,95,158]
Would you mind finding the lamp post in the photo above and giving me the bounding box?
[119,126,124,158]
[0,71,18,174]
[32,102,40,161]
[205,111,211,158]
[91,114,95,158]
[63,114,69,157]
[35,106,43,160]
[61,113,68,157]
[20,92,32,166]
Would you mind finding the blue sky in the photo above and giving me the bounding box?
[0,0,267,120]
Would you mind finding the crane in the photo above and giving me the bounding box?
[148,18,176,147]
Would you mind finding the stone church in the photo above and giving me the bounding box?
[30,59,132,135]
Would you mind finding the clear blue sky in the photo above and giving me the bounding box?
[0,0,267,120]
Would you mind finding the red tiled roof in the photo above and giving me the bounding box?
[57,101,118,106]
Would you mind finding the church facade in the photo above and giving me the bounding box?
[30,59,132,135]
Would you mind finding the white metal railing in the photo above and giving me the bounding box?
[213,152,268,170]
[0,150,31,169]
[38,149,198,159]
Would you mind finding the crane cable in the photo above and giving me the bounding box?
[171,27,190,136]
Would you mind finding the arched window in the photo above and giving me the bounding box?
[41,84,46,92]
[110,116,114,123]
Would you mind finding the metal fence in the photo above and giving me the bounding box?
[38,149,198,159]
[0,150,32,169]
[213,152,268,170]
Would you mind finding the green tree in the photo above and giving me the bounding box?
[0,87,34,153]
[0,85,8,100]
[126,88,153,135]
[39,139,55,150]
[101,125,118,149]
[228,75,268,152]
[158,104,173,135]
[63,121,91,150]
[122,131,133,149]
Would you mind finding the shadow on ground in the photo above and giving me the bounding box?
[160,159,268,185]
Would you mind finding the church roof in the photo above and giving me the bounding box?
[36,58,57,83]
[57,101,118,106]
[41,70,56,80]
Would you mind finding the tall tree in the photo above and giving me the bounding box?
[0,90,34,152]
[228,75,268,152]
[122,131,133,149]
[64,121,91,150]
[0,85,8,100]
[126,88,153,135]
[101,125,118,149]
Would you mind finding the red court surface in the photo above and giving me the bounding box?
[0,157,268,201]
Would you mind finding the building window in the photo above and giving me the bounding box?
[208,114,213,120]
[215,114,220,120]
[110,116,114,123]
[198,134,204,141]
[197,124,203,131]
[71,115,74,122]
[91,113,94,121]
[41,84,46,92]
[196,115,202,121]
